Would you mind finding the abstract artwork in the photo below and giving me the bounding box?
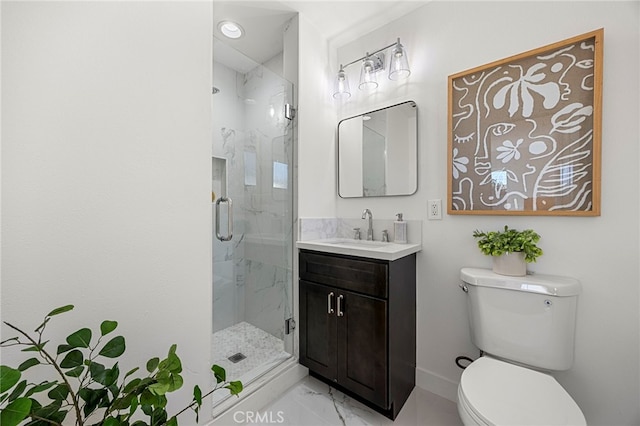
[448,29,603,216]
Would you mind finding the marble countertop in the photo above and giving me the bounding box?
[296,238,421,261]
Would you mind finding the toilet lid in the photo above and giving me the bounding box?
[460,357,586,426]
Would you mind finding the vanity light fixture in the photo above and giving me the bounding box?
[389,39,411,80]
[333,65,351,99]
[218,20,244,39]
[358,53,380,90]
[332,38,410,100]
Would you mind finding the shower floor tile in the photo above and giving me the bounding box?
[211,321,291,402]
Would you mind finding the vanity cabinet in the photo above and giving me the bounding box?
[299,249,416,420]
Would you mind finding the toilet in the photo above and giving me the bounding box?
[457,267,586,426]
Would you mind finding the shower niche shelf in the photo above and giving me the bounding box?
[298,249,416,420]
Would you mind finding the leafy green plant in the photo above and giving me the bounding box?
[0,305,242,426]
[472,225,543,263]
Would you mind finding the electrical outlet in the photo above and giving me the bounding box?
[428,199,442,220]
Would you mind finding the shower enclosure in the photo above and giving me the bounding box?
[211,38,295,405]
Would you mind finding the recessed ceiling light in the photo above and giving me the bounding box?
[218,21,244,39]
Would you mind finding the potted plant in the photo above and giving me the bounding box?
[0,305,242,426]
[472,225,543,276]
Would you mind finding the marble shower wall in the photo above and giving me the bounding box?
[212,58,293,339]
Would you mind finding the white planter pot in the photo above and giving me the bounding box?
[492,252,526,276]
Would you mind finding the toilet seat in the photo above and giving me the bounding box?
[458,357,586,426]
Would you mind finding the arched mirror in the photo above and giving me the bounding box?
[338,100,418,197]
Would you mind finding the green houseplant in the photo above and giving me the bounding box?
[0,305,242,426]
[472,226,543,276]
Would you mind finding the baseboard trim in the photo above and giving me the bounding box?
[416,366,459,403]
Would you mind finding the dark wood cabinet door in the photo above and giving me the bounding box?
[337,289,388,409]
[299,280,338,380]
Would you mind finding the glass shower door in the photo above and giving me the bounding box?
[211,39,294,404]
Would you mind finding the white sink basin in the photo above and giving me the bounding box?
[296,238,421,261]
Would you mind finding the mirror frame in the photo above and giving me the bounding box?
[337,100,418,198]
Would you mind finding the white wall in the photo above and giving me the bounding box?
[297,14,337,217]
[1,1,215,421]
[298,1,640,425]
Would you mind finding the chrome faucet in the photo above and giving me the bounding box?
[361,209,374,240]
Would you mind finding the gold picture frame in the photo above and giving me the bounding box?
[447,29,603,216]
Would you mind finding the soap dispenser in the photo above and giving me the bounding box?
[394,213,407,244]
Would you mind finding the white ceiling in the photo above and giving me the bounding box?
[213,1,428,71]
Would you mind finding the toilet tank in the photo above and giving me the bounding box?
[460,268,581,371]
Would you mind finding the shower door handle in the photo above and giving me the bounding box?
[215,197,233,242]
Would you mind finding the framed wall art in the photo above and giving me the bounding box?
[447,29,603,216]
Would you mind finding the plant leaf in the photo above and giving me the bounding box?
[105,363,120,387]
[99,336,125,358]
[90,362,119,387]
[6,380,27,402]
[21,340,48,352]
[129,393,139,416]
[79,388,107,417]
[47,305,74,317]
[140,389,166,408]
[146,357,159,373]
[166,353,182,374]
[60,349,84,368]
[123,378,141,393]
[111,391,136,411]
[66,328,92,348]
[57,343,74,354]
[0,366,21,393]
[211,364,225,383]
[157,351,181,374]
[166,373,183,393]
[48,384,69,401]
[225,380,243,396]
[103,418,120,426]
[148,382,170,396]
[100,320,118,336]
[64,365,85,377]
[89,361,107,383]
[31,400,66,424]
[124,366,140,379]
[0,397,32,426]
[24,381,57,397]
[168,344,177,356]
[150,407,168,426]
[17,357,40,372]
[193,385,202,406]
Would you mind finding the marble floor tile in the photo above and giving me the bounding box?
[248,376,463,426]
